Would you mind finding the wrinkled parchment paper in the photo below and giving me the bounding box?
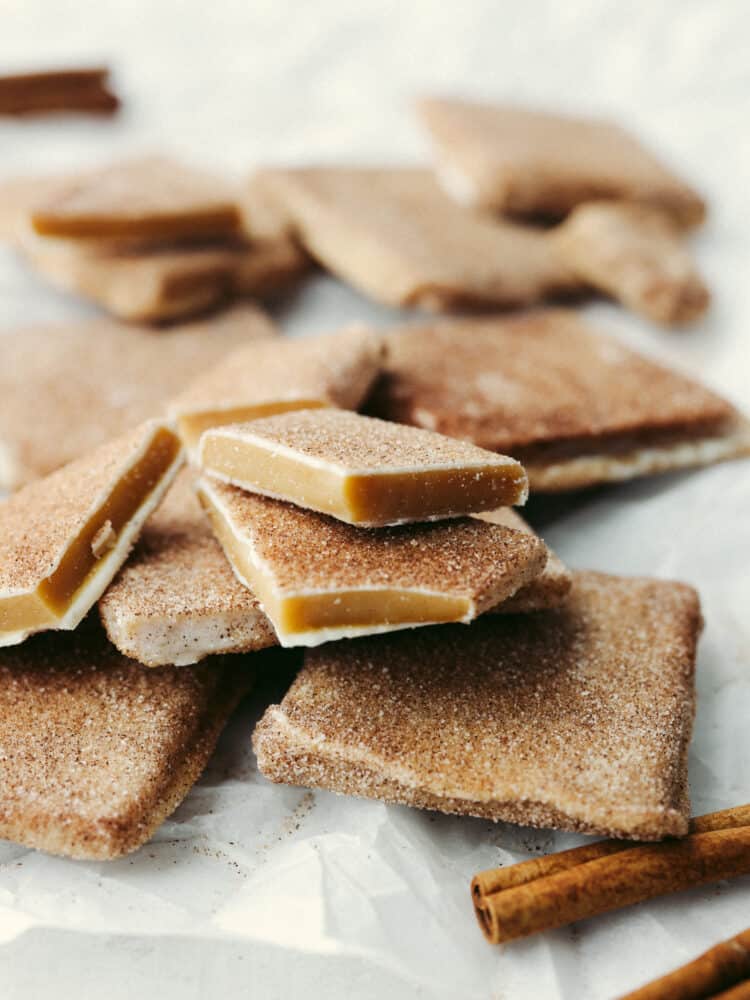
[1,1,749,996]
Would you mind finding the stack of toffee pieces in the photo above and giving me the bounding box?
[1,96,749,992]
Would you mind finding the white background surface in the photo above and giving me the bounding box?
[1,1,749,997]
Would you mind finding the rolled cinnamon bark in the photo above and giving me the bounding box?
[472,804,750,902]
[618,927,750,1000]
[0,68,119,116]
[714,982,750,1000]
[473,825,750,944]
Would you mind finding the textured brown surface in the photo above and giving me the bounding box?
[259,166,574,310]
[170,325,383,420]
[254,571,701,840]
[200,409,527,524]
[22,237,307,322]
[0,421,178,595]
[30,156,241,242]
[477,508,571,612]
[0,304,275,490]
[100,471,277,666]
[369,309,748,490]
[0,67,119,116]
[418,97,706,225]
[554,201,710,325]
[211,408,524,473]
[0,617,254,859]
[200,479,547,614]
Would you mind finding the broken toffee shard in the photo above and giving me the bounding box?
[198,408,528,527]
[196,478,548,647]
[0,421,183,647]
[255,572,701,840]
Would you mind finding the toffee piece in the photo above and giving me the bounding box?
[30,156,241,242]
[100,472,277,667]
[199,408,528,527]
[254,572,701,840]
[553,201,710,325]
[370,310,750,491]
[196,479,548,647]
[0,618,253,859]
[258,166,574,311]
[418,97,706,226]
[0,304,275,491]
[170,326,383,451]
[0,421,183,647]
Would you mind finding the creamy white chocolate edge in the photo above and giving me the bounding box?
[0,425,184,646]
[527,425,750,491]
[102,608,275,667]
[258,707,687,832]
[197,477,485,648]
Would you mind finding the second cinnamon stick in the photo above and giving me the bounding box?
[474,825,750,945]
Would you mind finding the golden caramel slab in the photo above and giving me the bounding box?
[258,166,575,311]
[0,421,183,647]
[30,156,241,242]
[20,237,306,323]
[0,305,275,491]
[100,472,277,667]
[370,310,750,491]
[0,618,253,859]
[254,572,701,841]
[553,201,710,326]
[196,479,547,647]
[418,97,706,226]
[199,408,528,526]
[170,326,383,451]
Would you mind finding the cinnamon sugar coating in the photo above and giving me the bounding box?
[0,304,275,490]
[254,572,701,841]
[369,310,749,490]
[258,166,574,311]
[170,326,383,422]
[0,618,254,859]
[30,156,241,242]
[0,422,179,595]
[212,408,523,474]
[417,98,706,226]
[476,508,571,612]
[100,472,277,667]
[553,201,710,326]
[199,480,548,644]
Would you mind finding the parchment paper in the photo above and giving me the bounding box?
[1,1,749,996]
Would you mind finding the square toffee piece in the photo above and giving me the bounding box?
[0,304,275,491]
[418,98,706,226]
[0,619,254,859]
[257,166,573,311]
[169,326,383,452]
[369,310,750,491]
[255,572,701,841]
[198,408,528,527]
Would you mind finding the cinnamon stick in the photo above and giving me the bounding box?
[472,803,750,902]
[618,927,750,1000]
[473,823,750,944]
[0,68,119,116]
[714,983,750,1000]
